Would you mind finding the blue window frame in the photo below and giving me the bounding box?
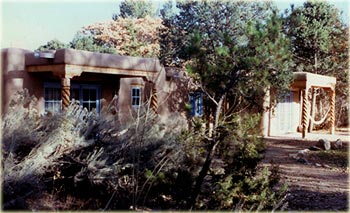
[44,82,100,113]
[189,92,203,117]
[131,86,142,108]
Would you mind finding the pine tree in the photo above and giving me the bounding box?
[159,1,293,209]
[287,0,345,74]
[286,0,349,127]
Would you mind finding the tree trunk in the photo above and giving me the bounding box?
[189,94,226,209]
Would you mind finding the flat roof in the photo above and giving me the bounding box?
[292,72,336,89]
[25,48,162,73]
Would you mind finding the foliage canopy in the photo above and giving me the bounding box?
[113,0,156,20]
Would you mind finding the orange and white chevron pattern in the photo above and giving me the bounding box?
[329,89,335,134]
[150,85,158,113]
[62,86,70,109]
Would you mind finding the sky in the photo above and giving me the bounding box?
[1,0,349,51]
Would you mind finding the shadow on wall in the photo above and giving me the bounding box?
[1,48,44,114]
[165,69,193,117]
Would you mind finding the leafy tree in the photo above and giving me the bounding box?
[160,0,293,209]
[37,34,116,54]
[160,1,271,67]
[286,0,349,127]
[243,11,294,94]
[113,0,155,20]
[160,0,293,115]
[70,32,116,54]
[37,39,68,51]
[287,0,345,74]
[160,0,177,20]
[83,17,163,57]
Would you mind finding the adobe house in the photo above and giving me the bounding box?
[261,72,336,138]
[1,48,336,138]
[1,48,177,121]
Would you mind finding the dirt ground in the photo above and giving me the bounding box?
[260,136,349,211]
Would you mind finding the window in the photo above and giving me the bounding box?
[44,82,100,113]
[80,85,100,112]
[131,87,141,108]
[189,92,203,117]
[44,83,62,113]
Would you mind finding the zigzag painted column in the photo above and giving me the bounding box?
[329,89,335,134]
[301,89,309,138]
[150,83,158,113]
[61,78,71,110]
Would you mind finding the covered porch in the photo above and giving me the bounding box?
[263,72,336,139]
[291,72,336,138]
[24,48,162,113]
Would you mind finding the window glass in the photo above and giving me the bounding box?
[83,102,90,110]
[189,92,203,117]
[90,89,97,100]
[90,102,97,110]
[71,88,80,101]
[44,82,100,113]
[44,83,62,113]
[83,89,90,100]
[81,86,99,112]
[131,87,141,108]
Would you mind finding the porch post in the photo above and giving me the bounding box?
[61,77,71,110]
[329,89,336,134]
[150,83,158,113]
[261,87,270,137]
[301,88,309,138]
[309,87,316,133]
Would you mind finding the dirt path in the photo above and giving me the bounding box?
[260,137,349,211]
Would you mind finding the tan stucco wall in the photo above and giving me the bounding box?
[118,77,144,122]
[1,48,44,114]
[117,68,190,123]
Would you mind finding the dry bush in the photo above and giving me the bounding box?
[2,90,99,209]
[2,90,188,210]
[2,90,286,211]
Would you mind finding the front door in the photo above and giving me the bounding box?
[277,92,293,134]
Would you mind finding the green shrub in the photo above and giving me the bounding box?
[190,113,287,210]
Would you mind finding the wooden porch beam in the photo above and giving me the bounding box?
[26,64,157,81]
